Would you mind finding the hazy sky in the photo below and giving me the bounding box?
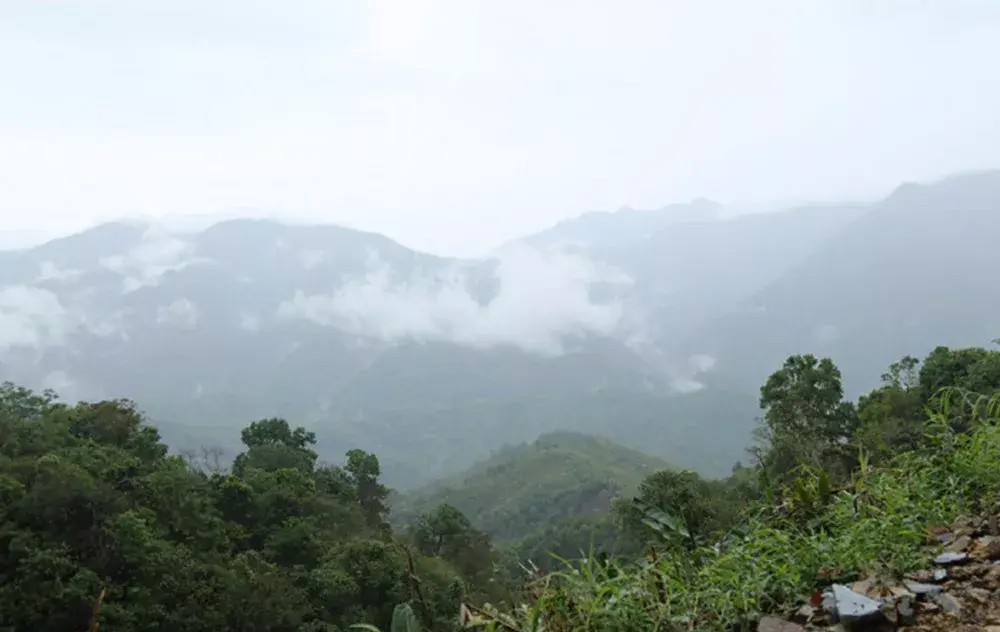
[2,0,999,256]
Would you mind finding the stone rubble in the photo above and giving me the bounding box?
[757,514,1000,632]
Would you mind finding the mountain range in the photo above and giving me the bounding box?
[1,170,998,487]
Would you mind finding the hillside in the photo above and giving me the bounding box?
[2,171,999,488]
[392,431,671,540]
[601,203,868,345]
[6,340,1000,632]
[683,170,1000,396]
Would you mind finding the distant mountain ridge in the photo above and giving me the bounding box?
[682,171,1000,396]
[519,198,725,251]
[1,170,998,486]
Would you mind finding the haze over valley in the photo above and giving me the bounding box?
[3,170,998,487]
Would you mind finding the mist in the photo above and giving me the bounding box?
[277,243,633,355]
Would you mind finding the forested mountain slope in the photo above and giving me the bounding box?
[682,171,1000,396]
[391,431,671,541]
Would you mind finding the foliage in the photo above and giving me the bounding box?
[393,432,671,542]
[0,382,476,632]
[467,389,1000,631]
[614,470,733,552]
[5,340,1000,632]
[752,354,858,485]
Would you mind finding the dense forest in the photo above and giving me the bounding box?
[2,341,1000,631]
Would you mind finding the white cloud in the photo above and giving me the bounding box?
[300,250,325,269]
[667,354,718,394]
[0,285,76,350]
[36,260,83,282]
[156,298,199,328]
[99,226,208,292]
[277,244,630,355]
[240,312,261,332]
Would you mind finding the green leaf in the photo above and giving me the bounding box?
[390,603,421,632]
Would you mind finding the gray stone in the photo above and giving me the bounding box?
[933,568,949,581]
[932,592,962,614]
[878,600,898,626]
[934,551,969,565]
[831,584,886,628]
[945,534,972,552]
[822,590,839,624]
[896,597,917,626]
[756,616,804,632]
[903,580,943,598]
[966,586,991,603]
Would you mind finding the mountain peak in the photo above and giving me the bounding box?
[522,198,725,251]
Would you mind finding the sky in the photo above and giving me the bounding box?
[2,0,1000,256]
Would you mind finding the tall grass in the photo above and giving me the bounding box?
[458,391,1000,632]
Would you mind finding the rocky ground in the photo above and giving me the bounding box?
[759,515,1000,631]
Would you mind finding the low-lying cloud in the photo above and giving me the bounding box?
[0,285,74,350]
[99,225,208,292]
[277,244,632,355]
[156,298,199,328]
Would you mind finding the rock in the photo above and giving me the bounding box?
[932,592,963,614]
[952,515,981,537]
[937,532,957,544]
[945,534,973,553]
[907,569,934,582]
[903,580,942,598]
[832,583,886,628]
[851,578,874,596]
[756,616,804,632]
[822,590,839,624]
[933,568,949,581]
[878,600,898,626]
[973,535,1000,559]
[986,564,1000,585]
[885,584,914,600]
[934,551,969,565]
[791,605,815,624]
[990,514,999,536]
[896,597,917,626]
[964,586,991,603]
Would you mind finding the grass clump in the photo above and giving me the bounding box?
[463,397,1000,631]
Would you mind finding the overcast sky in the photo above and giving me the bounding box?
[2,0,999,256]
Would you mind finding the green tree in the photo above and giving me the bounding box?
[855,356,926,460]
[615,470,725,552]
[346,449,391,531]
[0,385,472,632]
[233,418,318,475]
[753,354,857,484]
[411,504,494,590]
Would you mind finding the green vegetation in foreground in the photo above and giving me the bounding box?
[461,344,1000,631]
[0,388,487,632]
[470,417,997,631]
[3,342,1000,631]
[392,431,671,541]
